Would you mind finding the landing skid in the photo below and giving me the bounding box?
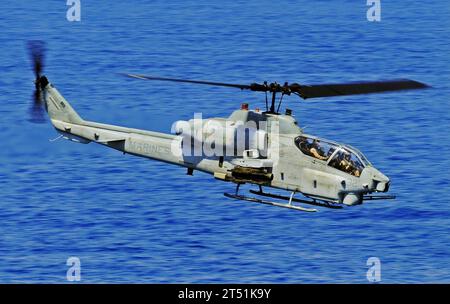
[224,192,318,212]
[224,184,318,212]
[249,189,343,209]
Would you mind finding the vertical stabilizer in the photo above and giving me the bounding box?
[39,76,84,124]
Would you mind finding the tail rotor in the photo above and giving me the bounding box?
[27,40,47,123]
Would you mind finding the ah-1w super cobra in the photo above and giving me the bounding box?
[28,41,429,212]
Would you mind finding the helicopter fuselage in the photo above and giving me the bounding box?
[44,79,390,207]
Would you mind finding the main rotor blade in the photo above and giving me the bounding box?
[290,79,429,99]
[124,73,429,100]
[124,73,253,90]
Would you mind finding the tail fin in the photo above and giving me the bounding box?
[39,76,84,124]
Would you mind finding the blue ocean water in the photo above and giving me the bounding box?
[0,0,449,283]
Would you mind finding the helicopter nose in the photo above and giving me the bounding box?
[374,170,389,192]
[361,167,390,192]
[378,180,390,192]
[375,177,390,192]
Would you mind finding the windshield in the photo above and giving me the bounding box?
[294,135,370,177]
[343,144,371,166]
[328,148,365,177]
[294,136,338,162]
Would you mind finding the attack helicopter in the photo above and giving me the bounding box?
[27,41,429,212]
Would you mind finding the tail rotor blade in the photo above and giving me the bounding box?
[28,97,46,124]
[27,40,46,80]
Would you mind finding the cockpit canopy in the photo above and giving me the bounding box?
[294,135,371,177]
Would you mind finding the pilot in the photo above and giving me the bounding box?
[351,160,362,177]
[297,137,309,154]
[309,139,328,161]
[339,153,353,173]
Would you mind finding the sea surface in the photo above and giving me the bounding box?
[0,1,449,283]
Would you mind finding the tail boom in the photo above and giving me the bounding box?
[42,77,184,166]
